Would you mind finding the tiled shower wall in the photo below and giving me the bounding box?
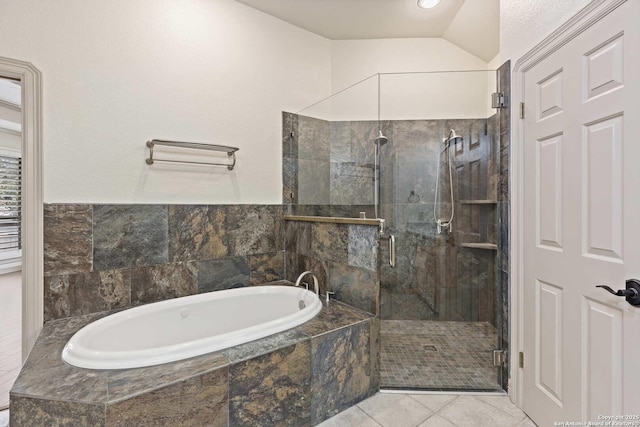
[43,204,284,321]
[283,112,385,218]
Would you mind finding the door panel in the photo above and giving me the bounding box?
[582,297,623,417]
[522,1,640,424]
[537,134,563,249]
[536,280,563,404]
[584,35,624,101]
[538,70,564,120]
[582,115,623,261]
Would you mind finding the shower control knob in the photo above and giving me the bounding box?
[596,279,640,306]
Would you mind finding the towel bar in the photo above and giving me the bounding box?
[146,139,239,170]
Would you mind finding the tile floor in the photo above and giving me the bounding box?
[0,393,535,427]
[381,320,500,390]
[318,392,536,427]
[0,276,21,410]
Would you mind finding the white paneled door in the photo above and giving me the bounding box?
[522,1,640,425]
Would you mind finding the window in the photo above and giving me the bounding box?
[0,151,21,271]
[0,76,22,272]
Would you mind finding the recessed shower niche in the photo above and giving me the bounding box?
[283,66,511,391]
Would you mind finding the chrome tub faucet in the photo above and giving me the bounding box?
[294,271,320,297]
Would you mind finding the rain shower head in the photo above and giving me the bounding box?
[374,130,388,145]
[445,129,462,142]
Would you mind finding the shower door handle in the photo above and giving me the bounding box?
[389,234,396,268]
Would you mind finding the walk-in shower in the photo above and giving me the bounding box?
[283,66,511,392]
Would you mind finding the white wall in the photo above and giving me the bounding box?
[327,38,494,121]
[0,0,331,204]
[500,0,592,64]
[331,38,490,90]
[0,1,529,205]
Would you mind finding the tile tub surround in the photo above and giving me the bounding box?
[10,290,378,426]
[285,218,380,315]
[43,204,284,321]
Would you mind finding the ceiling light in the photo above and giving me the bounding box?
[417,0,442,9]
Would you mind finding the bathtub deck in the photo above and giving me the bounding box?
[9,298,377,426]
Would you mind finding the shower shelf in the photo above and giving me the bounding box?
[460,200,497,204]
[461,243,498,250]
[145,139,239,170]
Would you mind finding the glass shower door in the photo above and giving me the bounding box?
[377,71,505,391]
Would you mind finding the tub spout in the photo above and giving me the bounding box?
[294,271,319,297]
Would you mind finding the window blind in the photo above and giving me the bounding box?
[0,154,21,252]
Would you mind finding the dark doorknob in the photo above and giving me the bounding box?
[596,279,640,306]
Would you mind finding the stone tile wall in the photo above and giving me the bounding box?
[285,219,380,315]
[497,60,511,390]
[43,204,284,321]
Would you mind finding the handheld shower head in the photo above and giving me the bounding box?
[435,130,460,233]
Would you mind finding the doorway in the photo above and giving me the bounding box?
[0,75,22,410]
[0,57,44,413]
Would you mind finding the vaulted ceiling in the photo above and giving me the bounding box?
[235,0,499,62]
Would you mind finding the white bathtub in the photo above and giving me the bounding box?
[62,285,322,370]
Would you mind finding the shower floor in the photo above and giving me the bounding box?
[380,320,500,390]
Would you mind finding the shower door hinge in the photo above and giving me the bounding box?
[520,102,525,119]
[491,92,505,109]
[519,352,524,368]
[492,349,506,367]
